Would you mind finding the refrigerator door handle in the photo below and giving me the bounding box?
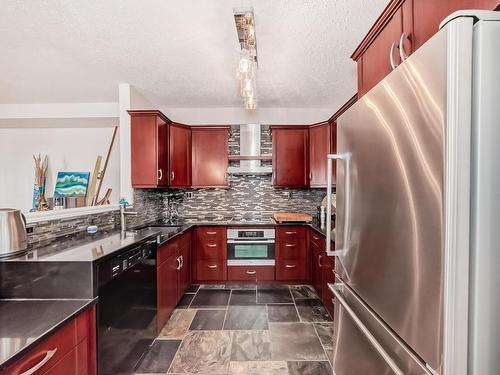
[326,153,350,257]
[330,283,405,375]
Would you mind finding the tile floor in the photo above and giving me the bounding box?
[135,284,334,375]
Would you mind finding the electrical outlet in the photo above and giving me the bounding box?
[185,191,193,199]
[285,191,293,199]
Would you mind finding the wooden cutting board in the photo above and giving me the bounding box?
[273,212,312,223]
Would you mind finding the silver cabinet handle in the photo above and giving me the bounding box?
[207,243,217,248]
[158,169,163,181]
[207,264,217,269]
[285,264,296,269]
[176,257,181,270]
[171,171,175,181]
[330,284,404,375]
[20,348,57,375]
[318,254,323,267]
[206,231,217,235]
[285,231,297,235]
[327,153,350,257]
[313,236,320,241]
[399,33,409,61]
[285,244,296,247]
[180,255,184,269]
[390,42,398,70]
[246,270,257,275]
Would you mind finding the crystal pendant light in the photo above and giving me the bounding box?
[245,96,257,110]
[241,78,255,98]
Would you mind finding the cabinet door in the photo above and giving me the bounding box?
[272,128,309,188]
[192,128,228,187]
[130,113,169,187]
[169,124,191,187]
[412,0,499,50]
[157,254,179,331]
[330,121,337,185]
[359,7,403,95]
[311,243,323,297]
[178,243,191,300]
[309,123,331,187]
[322,254,335,318]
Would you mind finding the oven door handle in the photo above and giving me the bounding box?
[227,239,275,244]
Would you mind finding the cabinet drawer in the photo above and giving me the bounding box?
[197,259,226,281]
[310,230,325,248]
[227,266,275,281]
[276,260,307,281]
[3,309,92,375]
[277,238,307,260]
[276,226,306,239]
[198,242,225,260]
[196,226,225,242]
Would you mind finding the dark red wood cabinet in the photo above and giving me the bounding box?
[195,226,227,282]
[271,126,309,188]
[276,226,308,281]
[353,0,499,96]
[2,306,96,375]
[129,110,169,188]
[157,231,192,330]
[191,127,229,188]
[309,123,331,188]
[169,123,192,187]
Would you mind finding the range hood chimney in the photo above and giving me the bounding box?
[228,124,272,175]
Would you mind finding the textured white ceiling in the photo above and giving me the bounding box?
[0,0,387,119]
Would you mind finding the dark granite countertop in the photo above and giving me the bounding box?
[0,298,96,370]
[3,228,160,263]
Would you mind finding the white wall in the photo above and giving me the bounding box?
[0,127,120,212]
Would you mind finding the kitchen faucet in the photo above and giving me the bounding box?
[119,199,138,233]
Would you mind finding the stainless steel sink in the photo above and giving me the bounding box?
[143,226,182,244]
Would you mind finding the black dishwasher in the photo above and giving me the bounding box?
[97,238,157,375]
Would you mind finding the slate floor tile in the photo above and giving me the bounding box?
[190,289,231,308]
[176,293,194,309]
[228,361,289,375]
[231,330,271,361]
[186,284,200,293]
[257,285,293,304]
[225,283,257,290]
[224,305,268,330]
[287,361,332,375]
[189,309,226,330]
[269,323,327,361]
[314,323,334,349]
[295,299,333,322]
[290,285,319,300]
[158,309,196,339]
[168,331,231,374]
[134,340,180,373]
[267,304,299,323]
[200,284,226,289]
[229,290,257,305]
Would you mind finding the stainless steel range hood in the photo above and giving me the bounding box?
[228,124,272,175]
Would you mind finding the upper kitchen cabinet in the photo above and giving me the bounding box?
[308,123,331,188]
[271,126,309,188]
[191,127,229,188]
[412,0,499,49]
[129,110,170,188]
[353,0,499,96]
[169,123,192,187]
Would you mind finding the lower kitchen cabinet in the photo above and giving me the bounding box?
[195,226,227,282]
[2,306,96,375]
[227,265,275,281]
[157,231,192,330]
[311,241,324,297]
[276,226,308,281]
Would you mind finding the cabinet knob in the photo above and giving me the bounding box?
[170,171,175,181]
[158,169,163,181]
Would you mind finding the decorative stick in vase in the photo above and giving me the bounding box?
[33,154,49,211]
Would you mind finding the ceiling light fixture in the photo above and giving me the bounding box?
[234,9,258,110]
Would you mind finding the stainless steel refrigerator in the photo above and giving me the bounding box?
[326,10,500,375]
